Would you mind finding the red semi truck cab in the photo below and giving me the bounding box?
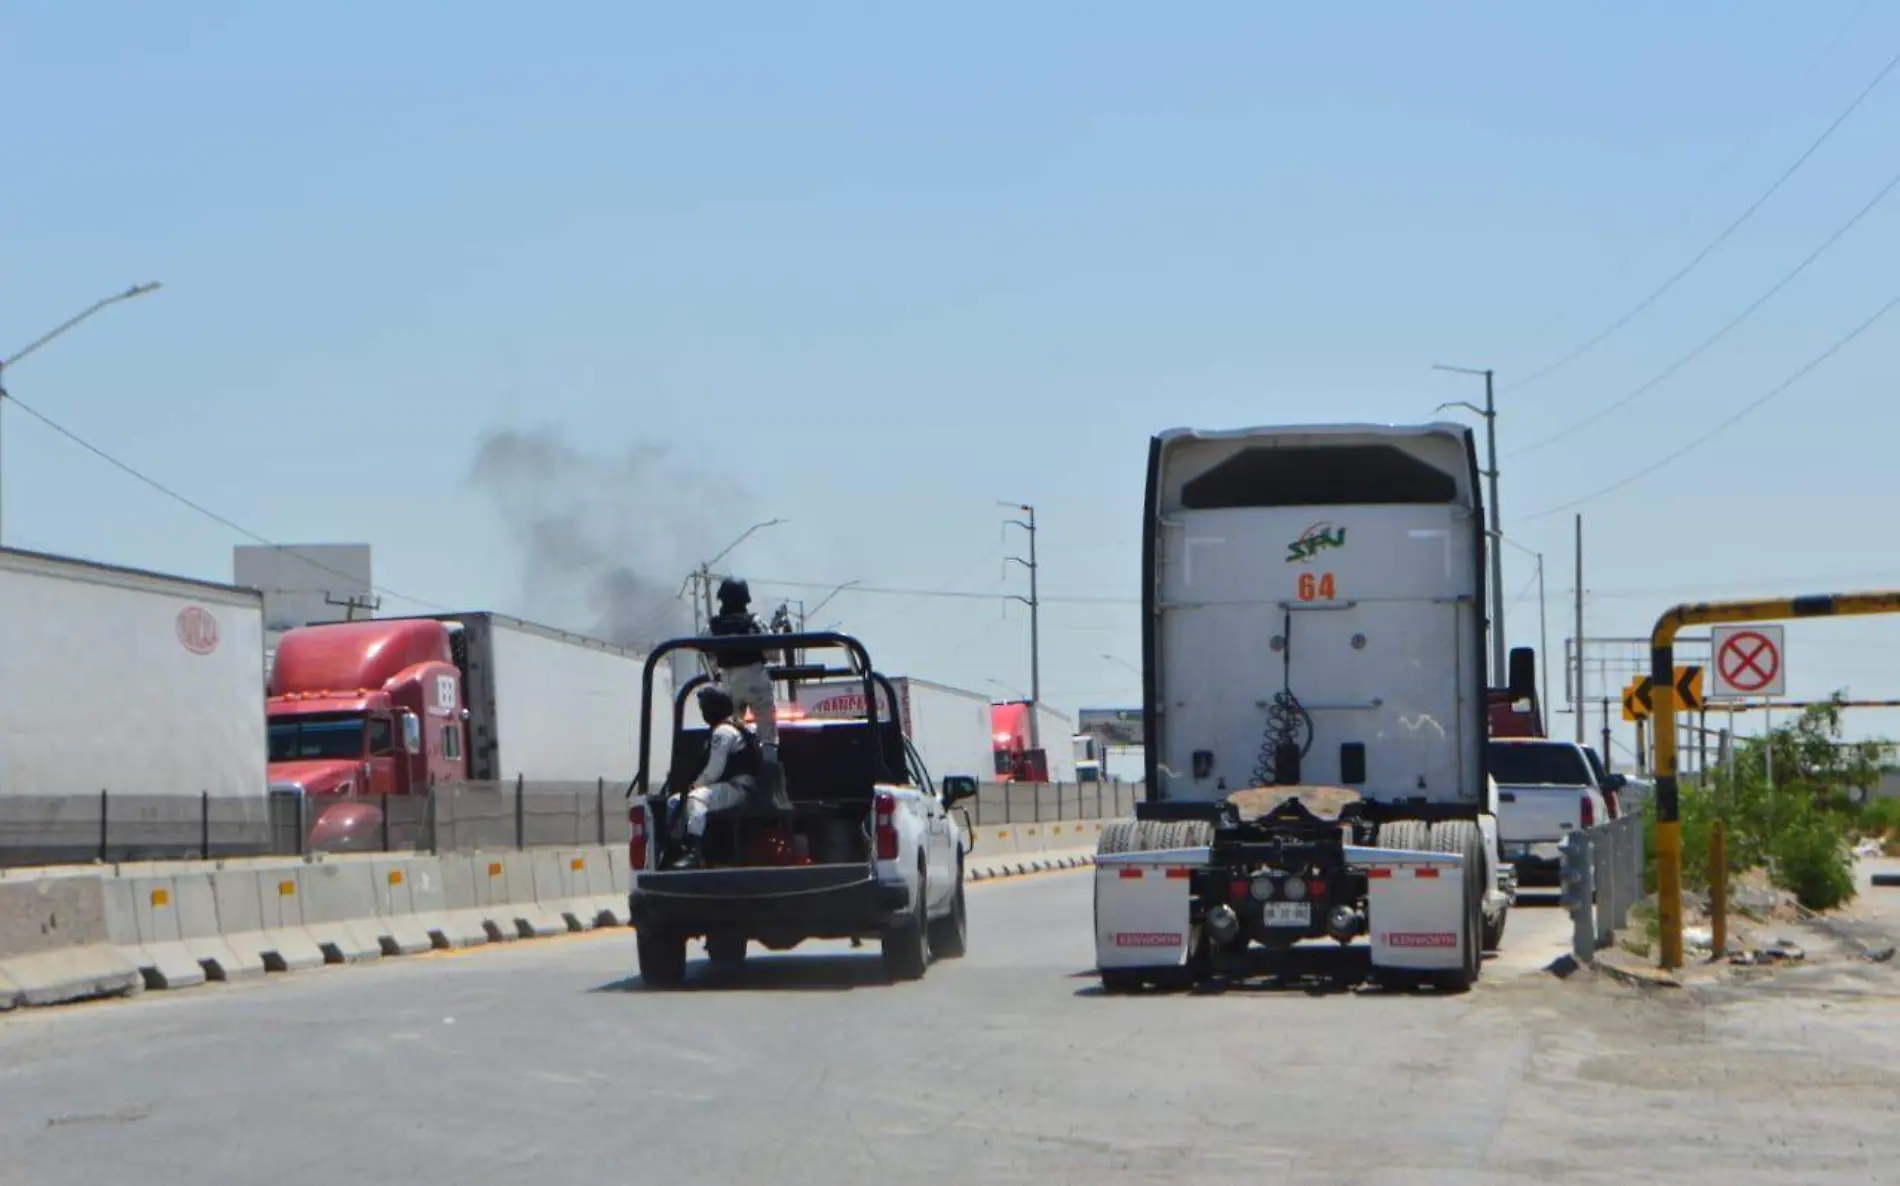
[990,700,1049,782]
[266,618,469,801]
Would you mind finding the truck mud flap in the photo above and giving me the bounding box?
[1344,845,1468,973]
[1093,847,1209,972]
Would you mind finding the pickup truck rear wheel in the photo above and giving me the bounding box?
[637,926,688,989]
[1482,905,1509,952]
[927,868,968,959]
[883,869,930,982]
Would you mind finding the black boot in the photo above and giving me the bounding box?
[761,761,792,812]
[668,837,704,870]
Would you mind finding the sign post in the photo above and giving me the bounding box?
[1650,594,1900,971]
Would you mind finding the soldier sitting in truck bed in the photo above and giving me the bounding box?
[666,685,764,869]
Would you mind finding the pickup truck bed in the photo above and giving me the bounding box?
[1490,739,1608,886]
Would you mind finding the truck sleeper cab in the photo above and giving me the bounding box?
[627,631,976,988]
[1093,422,1520,992]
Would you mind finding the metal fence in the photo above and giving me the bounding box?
[0,778,1143,868]
[1555,811,1649,964]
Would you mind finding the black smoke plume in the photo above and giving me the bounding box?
[468,426,726,649]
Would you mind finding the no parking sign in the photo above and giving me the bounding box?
[1709,625,1786,699]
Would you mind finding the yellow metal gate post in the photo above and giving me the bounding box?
[1651,591,1900,969]
[1710,819,1727,960]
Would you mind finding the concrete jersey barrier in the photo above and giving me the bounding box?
[0,819,1098,1012]
[0,875,142,1008]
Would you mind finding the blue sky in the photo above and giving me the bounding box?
[6,1,1900,759]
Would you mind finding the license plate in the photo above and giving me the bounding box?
[1263,902,1311,928]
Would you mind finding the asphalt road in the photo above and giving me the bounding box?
[6,872,1895,1185]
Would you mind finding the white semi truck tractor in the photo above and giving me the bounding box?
[1092,422,1523,992]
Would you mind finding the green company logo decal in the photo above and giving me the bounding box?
[1286,522,1346,564]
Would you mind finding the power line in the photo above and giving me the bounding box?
[1509,2,1873,352]
[747,576,1137,605]
[1509,160,1900,456]
[1675,0,1875,211]
[1515,288,1900,522]
[3,391,454,612]
[1508,40,1900,393]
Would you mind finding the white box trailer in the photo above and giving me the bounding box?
[1035,703,1077,782]
[0,547,269,862]
[412,612,669,785]
[1092,423,1520,993]
[789,675,991,786]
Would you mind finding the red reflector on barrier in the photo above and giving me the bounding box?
[1165,868,1191,880]
[1118,868,1143,879]
[1369,867,1394,879]
[1415,867,1440,878]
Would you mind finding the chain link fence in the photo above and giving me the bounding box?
[0,778,1144,869]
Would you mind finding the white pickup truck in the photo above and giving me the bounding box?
[626,632,976,987]
[1488,738,1620,886]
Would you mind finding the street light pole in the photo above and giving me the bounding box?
[1001,502,1040,750]
[679,517,788,633]
[1433,363,1504,683]
[804,579,861,624]
[0,283,163,546]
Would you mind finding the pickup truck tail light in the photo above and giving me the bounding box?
[629,805,648,870]
[1580,794,1596,829]
[874,792,898,861]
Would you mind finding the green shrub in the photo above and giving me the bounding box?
[1859,796,1900,841]
[1767,806,1857,911]
[1637,693,1884,912]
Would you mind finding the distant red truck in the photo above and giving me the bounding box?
[266,612,663,847]
[1486,646,1545,739]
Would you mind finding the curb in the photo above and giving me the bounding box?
[968,853,1095,883]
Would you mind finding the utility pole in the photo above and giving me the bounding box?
[1001,502,1041,751]
[1432,364,1504,682]
[0,283,163,546]
[323,592,382,622]
[1573,513,1585,744]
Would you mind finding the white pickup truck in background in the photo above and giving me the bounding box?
[1488,738,1622,887]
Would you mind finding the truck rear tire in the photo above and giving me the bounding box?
[928,872,968,959]
[883,870,930,982]
[637,927,688,989]
[1425,819,1485,990]
[1377,819,1430,852]
[1097,817,1142,855]
[1482,906,1509,952]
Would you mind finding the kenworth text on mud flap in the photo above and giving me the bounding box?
[1092,422,1526,992]
[625,631,977,988]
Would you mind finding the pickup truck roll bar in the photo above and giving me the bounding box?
[629,631,887,800]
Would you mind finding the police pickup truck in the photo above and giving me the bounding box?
[626,631,977,987]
